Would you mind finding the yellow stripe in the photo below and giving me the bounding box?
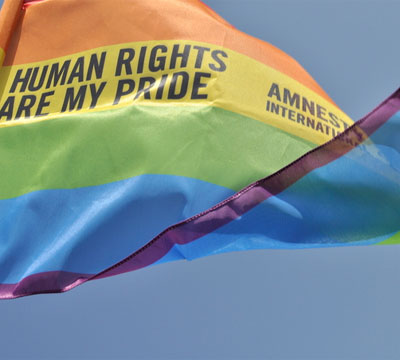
[0,48,5,67]
[0,40,353,145]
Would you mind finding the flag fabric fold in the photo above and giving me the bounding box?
[0,0,398,299]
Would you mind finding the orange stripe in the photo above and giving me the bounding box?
[5,0,335,104]
[0,0,24,62]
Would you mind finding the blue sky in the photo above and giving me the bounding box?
[1,1,400,359]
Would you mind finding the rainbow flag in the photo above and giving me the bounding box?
[0,0,398,299]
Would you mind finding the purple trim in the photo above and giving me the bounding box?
[2,89,399,298]
[0,271,91,299]
[94,88,400,279]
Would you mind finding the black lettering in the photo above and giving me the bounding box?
[87,52,106,81]
[267,83,281,101]
[283,89,300,108]
[193,46,210,69]
[306,117,315,129]
[35,91,54,117]
[288,109,296,121]
[297,113,305,125]
[270,102,280,115]
[280,105,288,117]
[317,104,328,122]
[339,118,349,130]
[170,44,190,70]
[156,74,168,100]
[302,97,315,116]
[10,68,32,93]
[46,60,71,88]
[149,45,167,72]
[28,66,48,92]
[115,48,135,76]
[114,79,135,105]
[209,50,227,72]
[135,77,156,100]
[0,96,15,120]
[89,82,106,108]
[316,121,324,133]
[168,71,189,99]
[67,57,85,84]
[16,95,36,119]
[191,72,210,99]
[61,86,87,112]
[137,46,147,74]
[328,112,340,128]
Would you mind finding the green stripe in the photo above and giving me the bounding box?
[377,231,400,245]
[0,105,315,200]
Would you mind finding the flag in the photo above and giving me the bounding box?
[0,0,398,299]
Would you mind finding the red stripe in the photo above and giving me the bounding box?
[23,0,46,9]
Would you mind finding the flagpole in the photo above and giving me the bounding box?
[0,0,24,66]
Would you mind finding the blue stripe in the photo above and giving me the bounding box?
[3,113,400,284]
[0,175,234,284]
[156,111,400,264]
